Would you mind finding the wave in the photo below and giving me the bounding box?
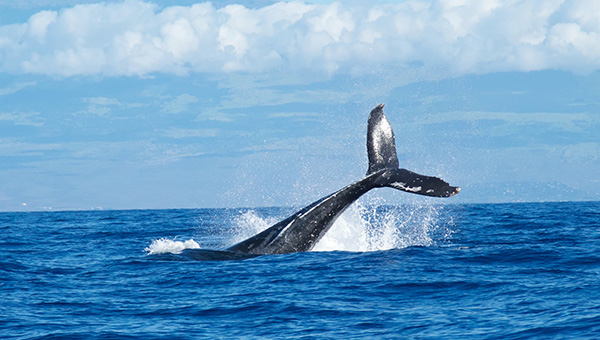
[144,238,200,255]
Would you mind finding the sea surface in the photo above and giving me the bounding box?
[1,201,600,339]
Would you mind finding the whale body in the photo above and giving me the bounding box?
[227,104,460,255]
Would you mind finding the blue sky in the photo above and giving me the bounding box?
[1,0,599,211]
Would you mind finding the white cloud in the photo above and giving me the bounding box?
[27,10,57,41]
[0,81,37,96]
[560,142,600,163]
[196,110,237,122]
[161,93,198,114]
[78,96,121,116]
[0,139,61,156]
[83,96,121,106]
[163,127,219,138]
[0,111,44,127]
[268,111,320,119]
[1,0,600,78]
[79,105,111,116]
[415,111,600,133]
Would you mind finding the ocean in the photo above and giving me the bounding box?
[1,201,599,339]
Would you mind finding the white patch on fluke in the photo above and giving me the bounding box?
[372,117,394,164]
[390,182,422,193]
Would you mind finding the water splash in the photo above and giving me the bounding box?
[225,202,453,253]
[314,202,450,252]
[146,203,453,254]
[228,210,279,245]
[144,238,200,255]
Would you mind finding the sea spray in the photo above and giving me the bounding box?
[145,202,453,254]
[220,202,453,253]
[228,210,279,244]
[313,203,369,252]
[314,202,449,252]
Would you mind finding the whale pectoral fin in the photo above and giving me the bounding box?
[379,168,460,198]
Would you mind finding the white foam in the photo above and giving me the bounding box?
[314,201,446,252]
[313,204,368,252]
[144,238,200,255]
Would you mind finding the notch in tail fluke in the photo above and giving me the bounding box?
[366,104,400,175]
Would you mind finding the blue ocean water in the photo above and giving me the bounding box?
[1,201,600,339]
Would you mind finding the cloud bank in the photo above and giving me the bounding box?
[1,0,599,77]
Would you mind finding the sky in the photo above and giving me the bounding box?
[1,0,599,211]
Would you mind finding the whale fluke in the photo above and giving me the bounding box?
[367,104,399,175]
[373,168,460,197]
[226,104,460,255]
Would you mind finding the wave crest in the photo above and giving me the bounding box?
[144,238,200,255]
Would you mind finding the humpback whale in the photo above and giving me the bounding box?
[227,104,460,255]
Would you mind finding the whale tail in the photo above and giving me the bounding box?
[225,104,459,255]
[366,104,460,198]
